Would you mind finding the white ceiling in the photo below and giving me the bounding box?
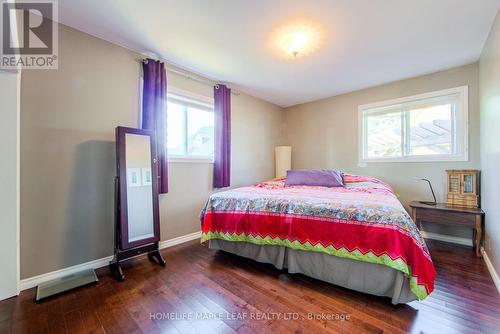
[58,0,500,107]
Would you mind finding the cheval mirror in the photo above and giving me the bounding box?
[109,126,165,281]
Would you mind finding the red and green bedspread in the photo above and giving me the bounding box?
[200,174,436,300]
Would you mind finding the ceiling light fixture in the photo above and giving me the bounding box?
[272,21,322,59]
[289,31,309,57]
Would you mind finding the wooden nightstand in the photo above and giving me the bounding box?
[409,201,485,257]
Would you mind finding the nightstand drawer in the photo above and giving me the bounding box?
[416,208,475,226]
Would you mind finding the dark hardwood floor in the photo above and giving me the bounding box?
[1,239,499,334]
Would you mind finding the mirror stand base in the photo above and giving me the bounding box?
[109,242,165,281]
[109,260,125,281]
[148,249,166,266]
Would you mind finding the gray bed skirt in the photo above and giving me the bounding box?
[208,239,417,304]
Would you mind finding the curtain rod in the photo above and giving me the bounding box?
[137,58,240,95]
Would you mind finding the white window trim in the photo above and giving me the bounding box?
[168,86,214,106]
[167,86,215,163]
[358,86,469,164]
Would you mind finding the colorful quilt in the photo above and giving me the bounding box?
[200,174,436,300]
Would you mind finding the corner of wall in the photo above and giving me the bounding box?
[479,2,500,282]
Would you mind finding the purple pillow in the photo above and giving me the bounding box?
[285,169,344,187]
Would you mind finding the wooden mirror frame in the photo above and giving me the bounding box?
[110,126,165,281]
[116,126,160,249]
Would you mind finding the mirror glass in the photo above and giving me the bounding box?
[125,133,154,243]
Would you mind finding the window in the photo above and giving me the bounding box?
[359,86,468,163]
[167,88,214,161]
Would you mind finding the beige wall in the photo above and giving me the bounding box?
[20,24,284,278]
[285,63,480,238]
[479,10,500,274]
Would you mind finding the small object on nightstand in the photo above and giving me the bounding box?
[446,170,480,208]
[416,178,437,205]
[410,201,485,258]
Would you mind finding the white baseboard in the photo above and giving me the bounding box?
[481,247,500,295]
[420,231,473,247]
[19,231,201,291]
[158,231,201,249]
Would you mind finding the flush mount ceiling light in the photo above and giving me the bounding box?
[271,20,322,59]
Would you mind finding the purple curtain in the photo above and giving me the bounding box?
[214,84,231,188]
[142,59,168,193]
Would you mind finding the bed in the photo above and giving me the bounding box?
[200,174,436,304]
